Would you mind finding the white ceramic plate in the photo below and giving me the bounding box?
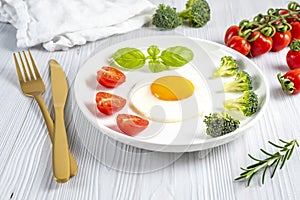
[74,36,269,152]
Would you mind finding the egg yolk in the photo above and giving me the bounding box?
[150,76,194,101]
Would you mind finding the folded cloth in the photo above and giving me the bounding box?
[0,0,156,51]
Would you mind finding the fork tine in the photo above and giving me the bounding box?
[13,53,25,83]
[17,52,30,82]
[27,50,41,79]
[23,51,35,80]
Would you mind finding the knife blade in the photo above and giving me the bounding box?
[50,59,71,183]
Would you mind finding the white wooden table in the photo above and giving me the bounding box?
[1,0,300,199]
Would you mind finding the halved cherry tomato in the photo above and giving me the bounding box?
[227,36,251,56]
[97,66,126,88]
[290,21,300,41]
[249,31,273,57]
[271,31,292,52]
[287,40,300,70]
[116,114,149,136]
[277,68,300,94]
[95,92,126,115]
[224,25,240,45]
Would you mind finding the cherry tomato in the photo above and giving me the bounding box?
[290,21,300,41]
[116,114,149,136]
[95,92,126,115]
[224,25,240,45]
[227,36,251,56]
[249,31,273,57]
[279,9,289,15]
[279,10,300,23]
[278,68,300,94]
[271,31,292,52]
[286,40,300,70]
[97,66,126,88]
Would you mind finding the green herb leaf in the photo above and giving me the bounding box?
[147,45,160,59]
[148,60,169,73]
[112,47,146,69]
[160,46,194,67]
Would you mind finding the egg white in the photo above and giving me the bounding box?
[129,70,212,123]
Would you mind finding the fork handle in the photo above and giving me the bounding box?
[35,95,78,178]
[35,95,55,137]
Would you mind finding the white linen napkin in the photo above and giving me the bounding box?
[0,0,156,51]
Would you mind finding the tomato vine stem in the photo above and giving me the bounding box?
[237,1,299,42]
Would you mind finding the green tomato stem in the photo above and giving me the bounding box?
[289,40,300,52]
[238,2,300,42]
[277,73,295,94]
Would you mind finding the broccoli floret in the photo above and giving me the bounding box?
[224,71,253,92]
[179,0,211,28]
[152,4,182,30]
[223,90,259,117]
[213,56,239,78]
[203,112,240,137]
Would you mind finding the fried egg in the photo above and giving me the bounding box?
[129,73,212,123]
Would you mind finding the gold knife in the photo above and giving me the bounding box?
[50,59,72,183]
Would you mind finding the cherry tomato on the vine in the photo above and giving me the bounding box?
[116,114,149,136]
[287,50,300,69]
[279,9,300,23]
[249,31,273,57]
[227,36,251,56]
[290,21,300,41]
[224,25,240,45]
[97,66,126,88]
[278,68,300,95]
[286,40,300,70]
[279,9,289,15]
[95,92,126,115]
[271,31,292,52]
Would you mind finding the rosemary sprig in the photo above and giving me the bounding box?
[235,139,299,186]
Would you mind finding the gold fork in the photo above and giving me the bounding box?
[13,50,78,182]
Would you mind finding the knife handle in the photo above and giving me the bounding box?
[35,94,78,177]
[53,106,70,183]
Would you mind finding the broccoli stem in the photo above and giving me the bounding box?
[224,82,244,92]
[224,98,244,111]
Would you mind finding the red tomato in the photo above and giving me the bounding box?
[271,31,292,52]
[249,31,273,57]
[97,66,126,88]
[227,36,251,56]
[287,40,300,70]
[290,21,300,41]
[95,92,126,115]
[224,25,240,45]
[287,51,300,70]
[116,114,149,136]
[279,9,289,15]
[278,10,300,23]
[278,68,300,94]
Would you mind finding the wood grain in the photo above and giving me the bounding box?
[0,0,300,199]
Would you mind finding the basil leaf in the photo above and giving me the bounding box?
[112,47,146,69]
[147,45,160,59]
[148,60,169,73]
[160,46,194,67]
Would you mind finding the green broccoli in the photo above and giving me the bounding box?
[213,56,239,78]
[203,112,240,137]
[152,4,182,30]
[179,0,211,28]
[224,71,253,92]
[223,90,259,117]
